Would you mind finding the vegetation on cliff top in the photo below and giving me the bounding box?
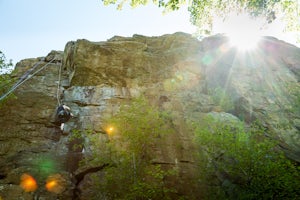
[102,0,299,36]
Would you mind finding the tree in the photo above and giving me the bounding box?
[101,0,299,35]
[0,51,13,74]
[0,51,14,104]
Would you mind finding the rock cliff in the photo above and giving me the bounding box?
[0,32,299,199]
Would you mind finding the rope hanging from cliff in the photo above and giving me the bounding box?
[56,62,62,106]
[0,60,42,95]
[0,58,55,101]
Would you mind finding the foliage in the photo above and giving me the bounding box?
[69,129,86,151]
[285,81,300,116]
[0,51,13,74]
[0,51,15,106]
[108,96,171,157]
[83,96,179,199]
[101,0,299,35]
[191,116,300,199]
[208,87,234,112]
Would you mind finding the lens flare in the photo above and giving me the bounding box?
[20,173,38,192]
[213,13,263,51]
[106,126,114,134]
[45,174,66,194]
[229,33,260,51]
[33,156,58,177]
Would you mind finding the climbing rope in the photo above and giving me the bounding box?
[14,60,44,87]
[0,58,55,101]
[6,61,44,95]
[0,61,42,92]
[56,62,62,106]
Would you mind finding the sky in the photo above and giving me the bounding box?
[0,0,298,64]
[0,0,196,63]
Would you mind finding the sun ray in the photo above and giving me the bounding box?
[228,33,260,51]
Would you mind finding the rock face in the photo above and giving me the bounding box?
[0,32,299,199]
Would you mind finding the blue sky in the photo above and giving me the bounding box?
[0,0,298,64]
[0,0,196,63]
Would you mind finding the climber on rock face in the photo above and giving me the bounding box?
[55,104,73,130]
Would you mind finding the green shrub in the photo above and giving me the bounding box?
[0,51,15,106]
[208,87,234,112]
[84,96,178,199]
[192,116,300,199]
[285,81,300,115]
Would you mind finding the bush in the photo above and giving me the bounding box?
[192,116,300,199]
[208,87,234,112]
[83,96,178,200]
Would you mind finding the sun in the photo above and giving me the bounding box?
[213,13,264,51]
[228,32,261,51]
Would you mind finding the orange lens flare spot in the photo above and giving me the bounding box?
[46,180,57,189]
[45,174,66,194]
[106,126,114,134]
[20,173,38,192]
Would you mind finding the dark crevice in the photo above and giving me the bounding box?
[0,174,7,179]
[151,161,176,165]
[73,163,111,200]
[72,100,102,107]
[179,160,195,164]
